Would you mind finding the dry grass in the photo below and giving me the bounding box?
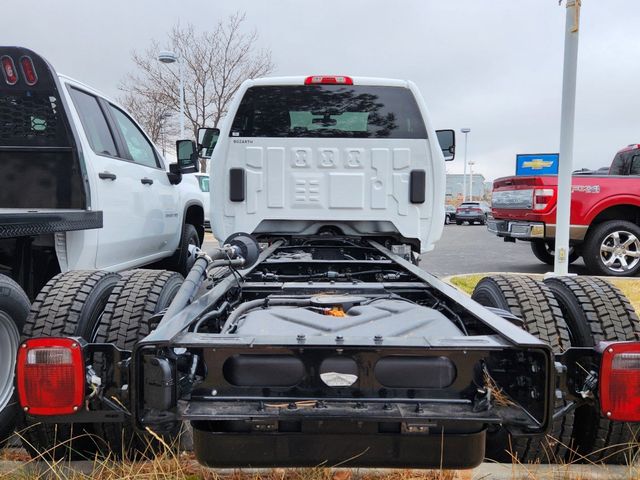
[0,448,461,480]
[610,279,640,314]
[448,274,487,296]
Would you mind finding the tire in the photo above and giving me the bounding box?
[583,220,640,277]
[19,270,120,460]
[472,275,574,463]
[544,276,640,463]
[95,269,183,459]
[445,214,450,225]
[530,240,581,266]
[0,275,30,448]
[169,223,200,277]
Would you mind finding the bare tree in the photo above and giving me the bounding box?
[118,91,177,149]
[120,13,274,170]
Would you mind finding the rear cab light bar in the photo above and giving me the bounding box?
[1,55,18,85]
[16,337,85,416]
[304,75,353,85]
[19,55,38,86]
[599,341,640,421]
[1,51,39,87]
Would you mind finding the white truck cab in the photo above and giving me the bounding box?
[59,75,198,271]
[207,75,454,253]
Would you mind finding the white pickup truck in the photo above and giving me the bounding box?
[0,46,206,445]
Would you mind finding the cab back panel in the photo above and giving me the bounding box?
[223,138,433,239]
[212,81,438,246]
[0,47,85,209]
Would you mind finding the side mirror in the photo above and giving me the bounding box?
[176,139,199,174]
[198,127,220,159]
[436,129,456,161]
[167,163,183,185]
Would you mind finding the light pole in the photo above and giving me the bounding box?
[461,128,471,201]
[468,161,475,200]
[158,51,185,139]
[160,112,172,157]
[553,0,581,276]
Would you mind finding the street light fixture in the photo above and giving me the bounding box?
[461,128,471,201]
[468,161,475,201]
[158,50,185,138]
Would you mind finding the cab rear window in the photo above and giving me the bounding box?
[230,85,427,139]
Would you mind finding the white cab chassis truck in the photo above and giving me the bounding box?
[0,47,205,446]
[11,74,640,467]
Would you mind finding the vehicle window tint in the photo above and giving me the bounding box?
[609,152,627,175]
[197,176,210,192]
[231,85,427,139]
[630,156,640,176]
[68,88,117,156]
[108,105,158,168]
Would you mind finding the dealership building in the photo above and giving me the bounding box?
[445,173,489,203]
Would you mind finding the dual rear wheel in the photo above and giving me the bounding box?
[19,269,183,460]
[473,274,640,464]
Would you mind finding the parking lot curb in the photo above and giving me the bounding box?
[1,461,639,479]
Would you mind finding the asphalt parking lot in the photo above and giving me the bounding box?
[422,223,589,277]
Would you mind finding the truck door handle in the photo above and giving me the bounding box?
[141,177,154,185]
[99,171,117,181]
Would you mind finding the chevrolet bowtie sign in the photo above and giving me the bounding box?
[516,153,559,176]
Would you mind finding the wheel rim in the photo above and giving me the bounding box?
[0,311,20,411]
[600,230,640,273]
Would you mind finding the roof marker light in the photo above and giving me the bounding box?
[19,56,38,86]
[304,75,353,85]
[1,56,18,85]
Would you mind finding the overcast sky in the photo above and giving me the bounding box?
[4,0,640,181]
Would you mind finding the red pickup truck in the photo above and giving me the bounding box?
[488,144,640,276]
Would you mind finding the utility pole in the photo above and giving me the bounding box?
[553,0,581,276]
[461,128,470,201]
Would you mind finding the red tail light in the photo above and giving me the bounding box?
[599,341,640,421]
[17,337,85,416]
[533,188,555,211]
[304,75,353,85]
[19,56,38,86]
[1,56,18,85]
